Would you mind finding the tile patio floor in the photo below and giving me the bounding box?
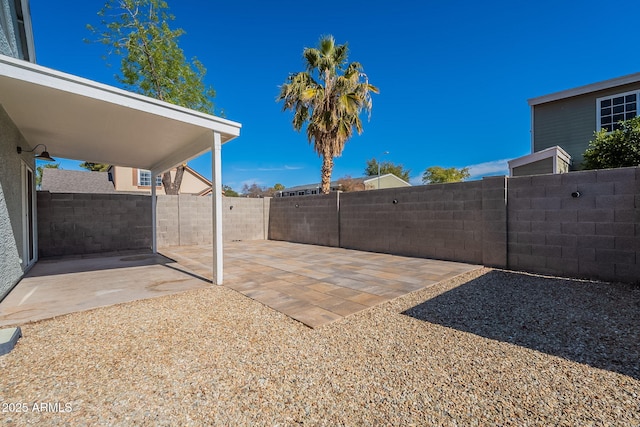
[0,241,480,329]
[161,240,480,328]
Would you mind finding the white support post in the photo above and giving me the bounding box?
[212,131,223,285]
[151,177,157,254]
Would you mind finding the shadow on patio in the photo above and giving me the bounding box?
[402,270,640,380]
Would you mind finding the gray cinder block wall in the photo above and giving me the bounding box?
[156,195,269,247]
[34,167,639,283]
[37,192,152,257]
[508,167,639,283]
[339,182,486,264]
[269,168,639,284]
[38,194,270,256]
[268,193,339,247]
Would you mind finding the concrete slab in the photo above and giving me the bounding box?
[0,252,210,327]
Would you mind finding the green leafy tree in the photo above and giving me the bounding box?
[36,163,61,188]
[222,185,239,197]
[422,166,470,184]
[80,162,110,172]
[273,183,285,191]
[583,116,640,169]
[277,35,378,194]
[89,0,216,194]
[364,158,411,182]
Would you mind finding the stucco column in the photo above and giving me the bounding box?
[212,131,223,285]
[151,178,157,254]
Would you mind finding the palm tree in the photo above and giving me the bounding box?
[277,35,378,194]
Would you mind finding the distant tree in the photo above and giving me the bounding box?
[336,175,365,192]
[242,183,269,198]
[422,166,470,184]
[222,185,239,197]
[583,116,640,169]
[273,183,285,191]
[89,0,216,195]
[36,163,61,188]
[364,158,411,182]
[79,162,110,172]
[277,35,378,194]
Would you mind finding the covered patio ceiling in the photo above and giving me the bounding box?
[0,54,241,175]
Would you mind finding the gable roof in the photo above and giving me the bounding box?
[40,169,115,193]
[363,173,411,187]
[528,72,640,106]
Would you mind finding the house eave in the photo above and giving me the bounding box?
[528,72,640,106]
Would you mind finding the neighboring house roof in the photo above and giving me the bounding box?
[40,169,115,193]
[282,174,411,194]
[528,72,640,106]
[184,165,213,195]
[363,173,411,187]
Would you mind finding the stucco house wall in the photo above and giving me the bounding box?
[0,105,35,299]
[110,165,211,195]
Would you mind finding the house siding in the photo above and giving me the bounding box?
[512,158,553,177]
[533,81,640,169]
[0,106,34,300]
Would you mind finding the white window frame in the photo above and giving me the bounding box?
[596,89,639,132]
[137,169,162,187]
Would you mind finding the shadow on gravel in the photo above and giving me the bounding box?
[402,270,640,380]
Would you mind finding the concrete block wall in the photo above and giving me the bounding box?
[482,177,508,267]
[339,182,486,264]
[37,192,152,257]
[268,193,340,247]
[156,195,269,247]
[507,167,639,282]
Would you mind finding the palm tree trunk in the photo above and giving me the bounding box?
[320,154,334,194]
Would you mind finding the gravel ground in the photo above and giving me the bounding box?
[0,268,639,426]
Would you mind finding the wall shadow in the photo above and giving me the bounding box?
[402,270,640,380]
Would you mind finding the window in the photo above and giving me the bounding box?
[138,170,162,186]
[597,90,638,132]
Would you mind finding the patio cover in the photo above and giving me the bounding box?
[0,54,241,284]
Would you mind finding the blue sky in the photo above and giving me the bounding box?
[29,0,640,190]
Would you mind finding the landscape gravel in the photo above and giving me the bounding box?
[0,268,638,426]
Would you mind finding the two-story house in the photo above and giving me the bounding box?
[509,72,640,176]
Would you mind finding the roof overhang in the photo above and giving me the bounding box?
[528,72,640,106]
[0,54,241,176]
[508,145,571,170]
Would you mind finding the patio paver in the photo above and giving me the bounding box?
[161,240,480,328]
[0,241,480,329]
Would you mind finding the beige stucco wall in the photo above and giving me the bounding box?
[365,174,411,190]
[0,105,35,299]
[111,166,210,195]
